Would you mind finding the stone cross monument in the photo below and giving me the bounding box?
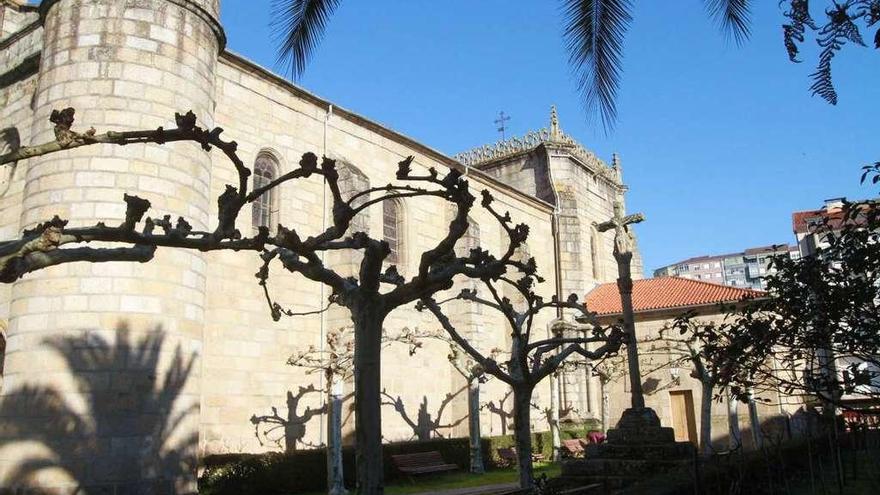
[595,195,645,409]
[557,185,694,491]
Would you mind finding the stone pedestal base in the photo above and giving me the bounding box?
[556,408,695,491]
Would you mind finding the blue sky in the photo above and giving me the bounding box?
[222,0,879,274]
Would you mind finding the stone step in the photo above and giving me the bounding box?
[583,441,695,459]
[562,457,692,478]
[553,474,643,491]
[605,425,677,445]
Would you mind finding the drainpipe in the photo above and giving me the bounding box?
[318,104,333,446]
[544,148,563,318]
[544,146,566,450]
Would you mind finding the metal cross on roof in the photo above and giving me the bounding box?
[494,111,511,140]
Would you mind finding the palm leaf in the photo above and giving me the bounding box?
[562,0,633,130]
[703,0,752,45]
[272,0,342,78]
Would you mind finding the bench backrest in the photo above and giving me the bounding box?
[562,439,584,452]
[391,451,448,468]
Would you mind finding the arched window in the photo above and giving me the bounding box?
[337,161,370,234]
[383,199,404,265]
[0,322,6,380]
[252,153,279,232]
[456,216,480,257]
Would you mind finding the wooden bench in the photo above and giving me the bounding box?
[391,451,458,479]
[497,446,546,466]
[561,438,586,457]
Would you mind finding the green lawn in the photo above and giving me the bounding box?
[302,463,561,495]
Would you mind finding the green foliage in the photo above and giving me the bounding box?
[691,170,880,408]
[199,429,587,494]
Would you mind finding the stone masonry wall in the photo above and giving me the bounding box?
[0,1,222,493]
[600,310,797,451]
[201,54,558,453]
[0,2,38,40]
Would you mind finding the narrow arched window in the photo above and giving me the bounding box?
[383,200,404,265]
[252,154,279,232]
[0,326,6,379]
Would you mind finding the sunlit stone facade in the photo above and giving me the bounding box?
[0,1,640,492]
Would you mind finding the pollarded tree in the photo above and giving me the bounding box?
[419,281,625,489]
[0,108,535,495]
[286,326,423,495]
[663,315,741,456]
[444,341,496,474]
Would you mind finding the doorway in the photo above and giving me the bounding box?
[669,390,698,445]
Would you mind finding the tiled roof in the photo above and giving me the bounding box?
[792,200,876,234]
[792,208,847,234]
[585,277,765,316]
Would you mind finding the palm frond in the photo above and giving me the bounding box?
[562,0,633,131]
[858,0,880,47]
[704,0,753,45]
[810,3,866,105]
[781,0,818,62]
[271,0,342,79]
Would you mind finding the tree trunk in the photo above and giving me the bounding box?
[467,380,485,474]
[601,379,610,433]
[747,388,762,449]
[726,390,741,450]
[699,379,713,456]
[353,306,385,495]
[512,386,535,489]
[327,378,348,495]
[549,372,561,461]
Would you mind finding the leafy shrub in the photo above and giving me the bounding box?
[200,428,588,494]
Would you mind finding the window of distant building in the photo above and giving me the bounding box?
[252,152,279,232]
[384,199,405,265]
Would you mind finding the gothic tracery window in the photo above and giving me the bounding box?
[383,199,404,265]
[252,153,279,232]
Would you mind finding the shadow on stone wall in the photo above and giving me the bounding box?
[250,385,323,452]
[483,389,515,436]
[707,406,824,454]
[0,127,20,197]
[0,322,197,493]
[381,386,467,441]
[250,387,356,452]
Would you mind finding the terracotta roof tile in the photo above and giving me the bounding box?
[585,276,765,316]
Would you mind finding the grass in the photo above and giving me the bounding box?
[301,463,561,495]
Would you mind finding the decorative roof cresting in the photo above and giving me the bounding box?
[454,106,621,183]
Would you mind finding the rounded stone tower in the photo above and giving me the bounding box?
[1,1,223,492]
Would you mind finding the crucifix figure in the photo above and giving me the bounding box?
[595,195,646,409]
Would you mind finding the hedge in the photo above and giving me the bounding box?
[200,425,599,495]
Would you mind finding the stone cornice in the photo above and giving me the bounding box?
[0,18,38,51]
[2,1,38,13]
[455,126,622,186]
[38,0,226,52]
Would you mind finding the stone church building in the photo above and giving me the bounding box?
[0,0,643,492]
